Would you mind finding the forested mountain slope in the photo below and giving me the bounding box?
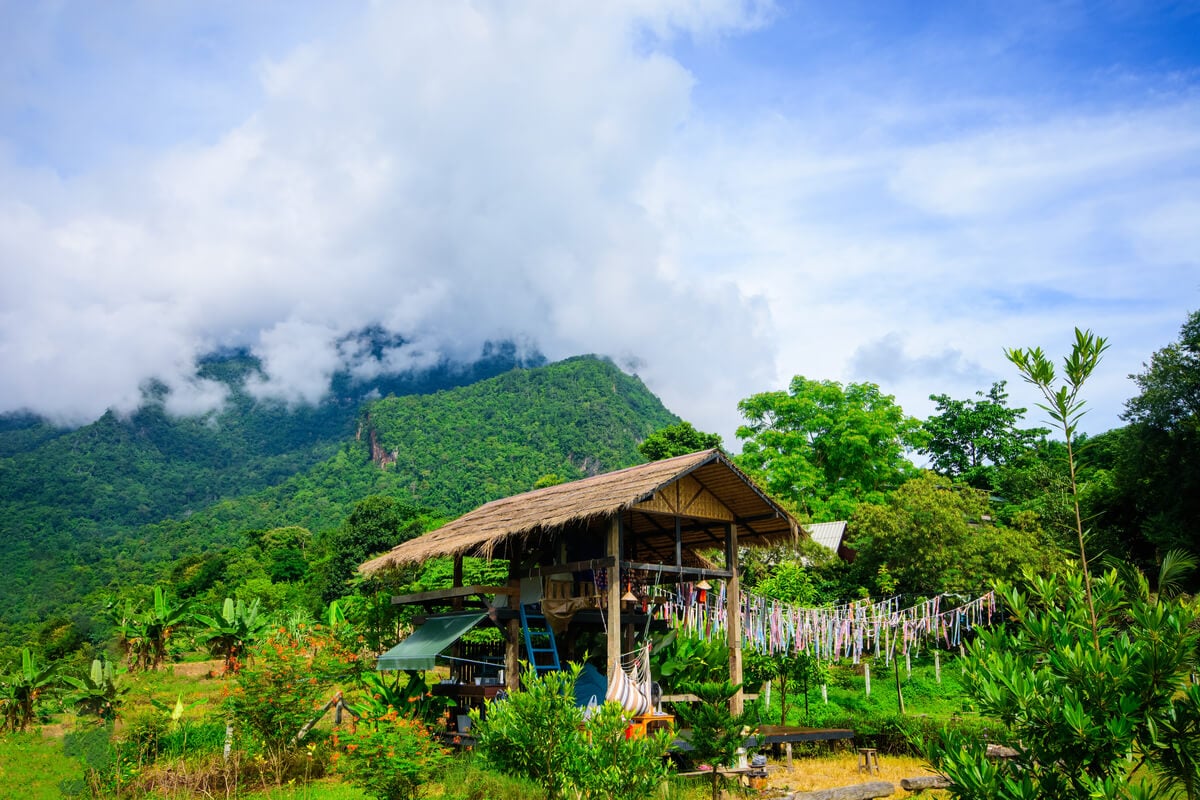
[0,354,676,637]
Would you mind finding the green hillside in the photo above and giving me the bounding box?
[0,355,676,642]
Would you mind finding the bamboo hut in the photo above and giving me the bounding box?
[359,448,801,714]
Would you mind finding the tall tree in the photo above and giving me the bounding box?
[920,381,1047,489]
[736,377,926,520]
[637,421,723,461]
[315,496,424,601]
[847,473,1043,597]
[1119,309,1200,565]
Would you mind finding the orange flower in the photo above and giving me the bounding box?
[346,743,358,752]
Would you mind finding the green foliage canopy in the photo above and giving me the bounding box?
[736,376,926,520]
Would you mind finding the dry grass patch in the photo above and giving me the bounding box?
[767,752,950,797]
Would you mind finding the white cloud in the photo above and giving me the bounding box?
[1,0,1198,445]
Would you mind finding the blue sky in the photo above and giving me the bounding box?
[1,0,1198,445]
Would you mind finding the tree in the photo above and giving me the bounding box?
[194,596,268,674]
[0,648,58,732]
[846,473,1043,597]
[315,496,424,601]
[111,586,192,671]
[920,381,1047,489]
[1119,309,1200,567]
[637,421,723,461]
[1006,327,1108,644]
[736,377,926,520]
[745,562,826,724]
[926,567,1200,800]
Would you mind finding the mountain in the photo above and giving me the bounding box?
[0,353,677,640]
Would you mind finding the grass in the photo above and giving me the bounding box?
[0,729,83,800]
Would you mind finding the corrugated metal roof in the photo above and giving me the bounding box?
[805,521,847,553]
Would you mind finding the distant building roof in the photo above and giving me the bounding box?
[805,521,848,554]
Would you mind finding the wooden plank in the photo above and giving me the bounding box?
[390,585,514,605]
[620,561,733,580]
[536,558,615,577]
[749,726,855,744]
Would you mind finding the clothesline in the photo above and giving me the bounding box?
[652,582,996,665]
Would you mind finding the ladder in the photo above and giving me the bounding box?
[520,603,561,674]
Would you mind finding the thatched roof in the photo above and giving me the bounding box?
[360,449,799,575]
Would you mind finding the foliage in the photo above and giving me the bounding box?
[650,631,730,691]
[194,596,269,674]
[337,708,451,800]
[673,680,757,800]
[316,496,426,602]
[471,663,585,800]
[225,625,355,783]
[846,473,1044,596]
[350,669,452,727]
[1006,327,1109,643]
[111,585,192,671]
[637,421,723,461]
[920,381,1048,489]
[471,662,673,800]
[744,561,826,723]
[0,647,58,732]
[61,656,127,722]
[0,352,666,642]
[925,567,1200,800]
[1119,309,1200,570]
[736,376,926,520]
[569,700,673,800]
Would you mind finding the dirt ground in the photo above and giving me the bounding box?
[763,751,950,797]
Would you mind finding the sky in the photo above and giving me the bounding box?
[1,0,1198,448]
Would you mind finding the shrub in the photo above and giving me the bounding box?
[471,662,674,800]
[337,708,450,800]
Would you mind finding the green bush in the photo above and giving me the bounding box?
[471,663,673,800]
[337,709,450,800]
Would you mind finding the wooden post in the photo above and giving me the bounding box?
[864,662,871,697]
[935,651,941,684]
[607,515,622,678]
[726,523,743,715]
[822,683,828,704]
[894,652,905,716]
[905,651,911,678]
[452,555,464,611]
[505,618,520,691]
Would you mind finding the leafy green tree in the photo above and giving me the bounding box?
[736,377,926,520]
[637,421,723,461]
[316,496,424,602]
[0,648,58,732]
[926,567,1200,800]
[1119,309,1200,567]
[673,680,758,800]
[1006,327,1109,643]
[193,596,268,674]
[920,381,1048,489]
[846,473,1044,597]
[745,561,826,724]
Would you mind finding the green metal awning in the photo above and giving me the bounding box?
[376,612,488,671]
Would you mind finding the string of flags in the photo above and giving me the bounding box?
[651,583,996,665]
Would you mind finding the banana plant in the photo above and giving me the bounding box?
[62,657,127,722]
[0,648,59,732]
[194,597,267,674]
[115,587,192,671]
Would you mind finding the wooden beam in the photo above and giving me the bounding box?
[390,585,514,605]
[619,561,733,580]
[535,558,615,578]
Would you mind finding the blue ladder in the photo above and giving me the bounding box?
[520,603,561,674]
